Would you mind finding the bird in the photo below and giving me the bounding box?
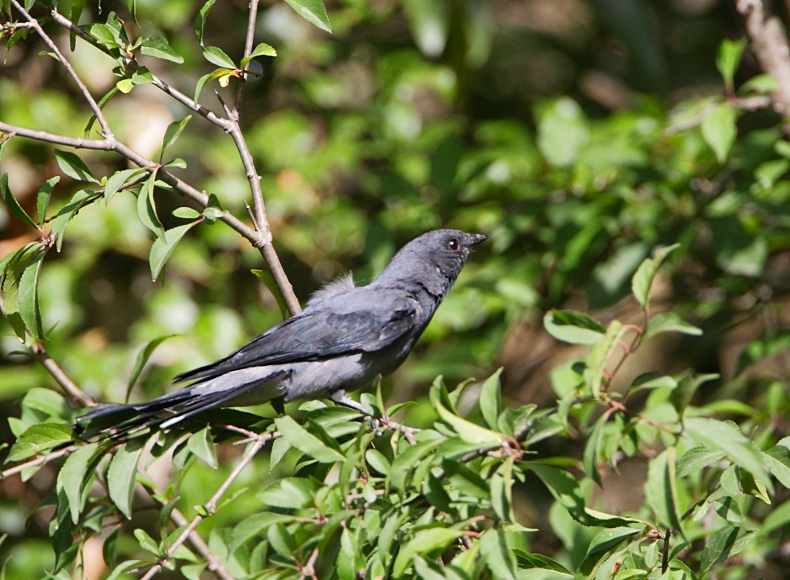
[78,229,487,437]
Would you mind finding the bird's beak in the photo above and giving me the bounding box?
[468,233,488,247]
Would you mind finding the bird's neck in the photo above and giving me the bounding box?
[372,261,453,303]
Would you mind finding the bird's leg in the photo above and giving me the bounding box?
[329,390,367,414]
[329,390,383,430]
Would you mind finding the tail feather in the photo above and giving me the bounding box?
[77,370,288,439]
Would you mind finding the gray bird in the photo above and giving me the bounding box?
[80,229,486,436]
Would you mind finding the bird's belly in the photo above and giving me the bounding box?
[283,352,397,402]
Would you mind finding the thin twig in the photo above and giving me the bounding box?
[0,445,77,479]
[0,120,273,259]
[39,7,301,314]
[234,0,261,113]
[47,8,231,131]
[10,0,112,137]
[140,433,274,580]
[30,343,95,407]
[225,117,300,315]
[22,346,235,580]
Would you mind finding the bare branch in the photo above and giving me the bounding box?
[140,432,275,580]
[10,0,112,137]
[736,0,790,123]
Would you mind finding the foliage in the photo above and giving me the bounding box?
[1,0,789,579]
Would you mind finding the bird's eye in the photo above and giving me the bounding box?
[448,238,460,251]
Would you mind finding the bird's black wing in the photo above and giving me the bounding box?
[175,291,419,383]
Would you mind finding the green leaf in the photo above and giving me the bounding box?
[56,442,100,523]
[116,78,134,94]
[194,68,236,103]
[134,528,160,556]
[430,383,506,446]
[54,150,99,183]
[582,411,609,487]
[479,528,517,580]
[132,67,153,85]
[490,456,515,521]
[677,445,725,478]
[36,176,59,226]
[0,243,45,340]
[139,36,184,63]
[256,477,317,509]
[107,438,145,519]
[392,528,466,577]
[274,415,345,463]
[17,244,45,339]
[684,417,773,494]
[126,335,178,402]
[251,269,288,320]
[763,443,790,488]
[536,97,590,167]
[631,244,680,309]
[105,560,148,580]
[699,526,755,575]
[149,220,199,281]
[187,427,218,468]
[716,37,747,94]
[6,423,74,463]
[388,436,442,490]
[137,170,165,240]
[670,373,718,415]
[701,103,737,164]
[172,207,202,219]
[104,168,144,203]
[240,43,278,67]
[50,190,98,251]
[585,319,626,399]
[479,367,502,430]
[629,372,677,393]
[543,309,605,345]
[194,0,216,45]
[159,115,192,163]
[283,0,333,33]
[230,513,295,551]
[645,447,683,532]
[1,173,38,230]
[644,311,702,340]
[203,46,236,69]
[513,550,572,574]
[365,449,390,476]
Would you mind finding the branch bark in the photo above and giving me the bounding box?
[736,0,790,124]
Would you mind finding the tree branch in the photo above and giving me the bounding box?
[234,0,261,113]
[10,0,112,138]
[30,343,95,407]
[736,0,790,124]
[38,6,302,315]
[140,432,275,580]
[47,8,233,131]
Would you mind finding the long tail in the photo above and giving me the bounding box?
[77,370,287,439]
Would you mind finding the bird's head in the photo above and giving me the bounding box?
[376,229,487,289]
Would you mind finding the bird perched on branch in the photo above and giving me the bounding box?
[79,229,486,437]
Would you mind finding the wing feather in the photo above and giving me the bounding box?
[175,291,418,384]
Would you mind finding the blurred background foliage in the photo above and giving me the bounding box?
[1,0,790,577]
